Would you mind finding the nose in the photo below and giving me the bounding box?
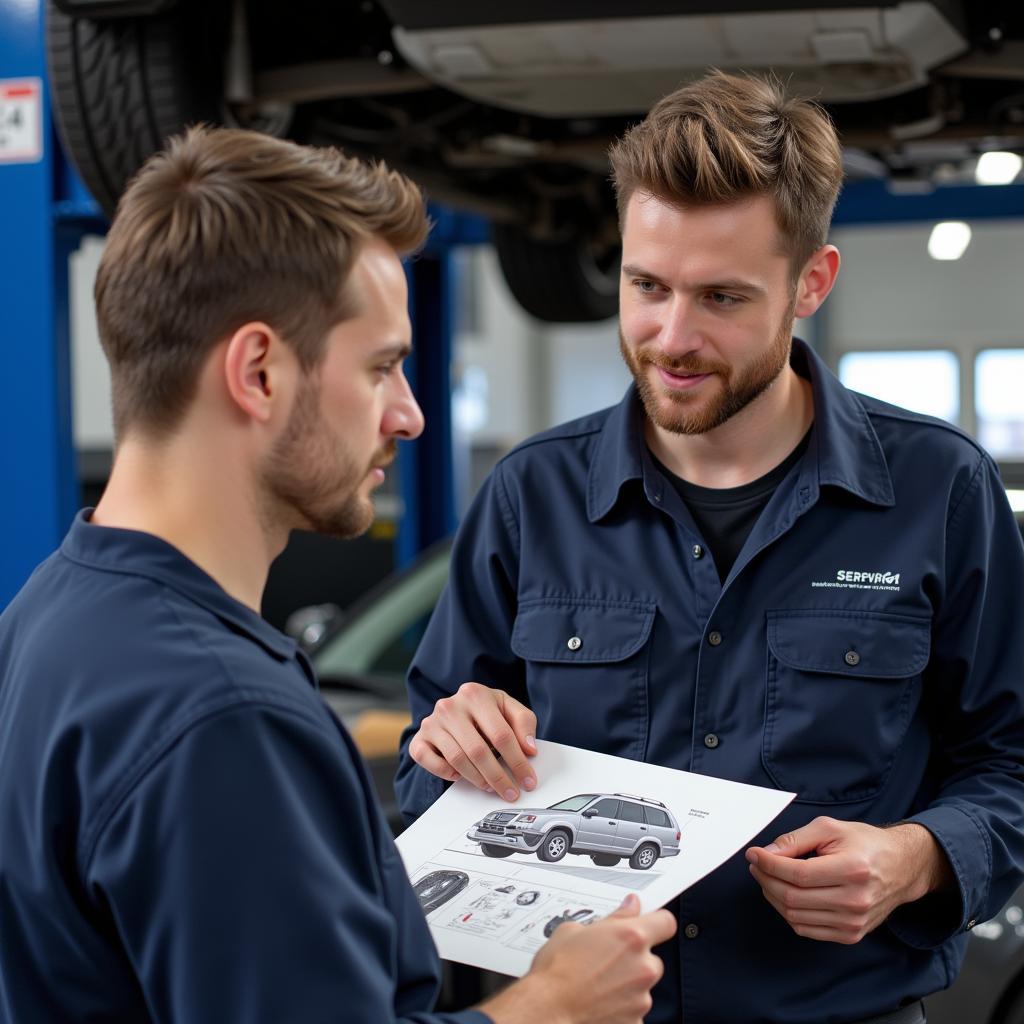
[384,371,425,441]
[658,294,705,358]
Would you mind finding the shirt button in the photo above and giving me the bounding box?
[708,631,723,646]
[704,733,720,749]
[844,650,860,667]
[567,636,582,651]
[967,918,977,930]
[692,544,704,559]
[684,923,700,939]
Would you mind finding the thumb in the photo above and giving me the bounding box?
[766,816,841,858]
[610,892,642,918]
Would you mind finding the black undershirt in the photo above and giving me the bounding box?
[654,428,812,583]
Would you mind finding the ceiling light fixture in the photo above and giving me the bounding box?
[976,151,1023,185]
[927,221,972,261]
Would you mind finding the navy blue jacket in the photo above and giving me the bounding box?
[397,340,1024,1024]
[0,514,489,1024]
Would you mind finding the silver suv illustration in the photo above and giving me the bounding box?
[467,793,681,871]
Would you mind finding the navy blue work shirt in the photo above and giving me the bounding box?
[0,513,490,1024]
[397,339,1024,1024]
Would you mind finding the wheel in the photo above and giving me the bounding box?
[590,854,621,867]
[493,222,620,323]
[46,0,229,217]
[538,829,571,863]
[481,843,515,858]
[629,843,659,870]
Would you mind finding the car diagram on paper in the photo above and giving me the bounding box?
[396,740,794,977]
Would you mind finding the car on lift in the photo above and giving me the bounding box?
[47,0,1024,324]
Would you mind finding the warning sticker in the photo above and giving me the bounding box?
[0,78,43,164]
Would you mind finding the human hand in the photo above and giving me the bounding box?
[407,682,538,801]
[746,817,952,944]
[481,893,677,1024]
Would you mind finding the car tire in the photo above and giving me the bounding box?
[493,223,620,323]
[538,828,571,863]
[46,0,228,217]
[590,854,621,867]
[413,870,469,913]
[481,843,516,858]
[629,843,659,870]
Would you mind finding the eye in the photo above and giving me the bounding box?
[632,279,661,295]
[708,291,741,308]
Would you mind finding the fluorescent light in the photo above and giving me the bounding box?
[927,221,971,261]
[976,151,1023,185]
[1007,489,1024,514]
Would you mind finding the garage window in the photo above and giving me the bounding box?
[975,349,1024,458]
[837,350,960,425]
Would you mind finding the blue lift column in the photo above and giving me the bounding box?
[0,0,100,609]
[396,207,489,569]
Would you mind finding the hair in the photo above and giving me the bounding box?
[95,125,429,439]
[609,70,843,275]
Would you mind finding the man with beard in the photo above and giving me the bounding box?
[396,71,1024,1023]
[0,126,677,1023]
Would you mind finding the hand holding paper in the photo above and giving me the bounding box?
[408,681,538,800]
[480,893,676,1024]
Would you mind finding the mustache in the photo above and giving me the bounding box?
[372,441,398,470]
[635,349,729,376]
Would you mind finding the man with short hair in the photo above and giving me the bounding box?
[397,71,1024,1023]
[0,126,675,1024]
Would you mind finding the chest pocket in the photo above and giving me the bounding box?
[762,610,930,804]
[511,597,656,761]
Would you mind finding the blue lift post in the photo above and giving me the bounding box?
[0,0,105,610]
[397,206,489,569]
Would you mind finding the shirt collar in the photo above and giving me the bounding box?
[61,510,299,662]
[587,338,894,523]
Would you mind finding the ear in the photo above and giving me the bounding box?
[793,245,840,320]
[222,322,293,424]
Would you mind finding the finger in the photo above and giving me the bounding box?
[407,737,460,782]
[785,922,864,945]
[610,893,641,917]
[769,816,843,858]
[757,881,845,922]
[749,865,845,909]
[470,701,537,793]
[495,691,538,758]
[429,730,494,792]
[637,908,678,946]
[747,849,852,888]
[442,685,524,798]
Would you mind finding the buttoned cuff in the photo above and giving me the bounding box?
[885,804,987,948]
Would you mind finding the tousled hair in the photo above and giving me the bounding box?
[95,125,428,438]
[609,70,843,273]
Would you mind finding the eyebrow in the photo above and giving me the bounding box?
[620,264,767,298]
[372,342,413,361]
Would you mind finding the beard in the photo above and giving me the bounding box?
[261,372,395,540]
[619,300,796,436]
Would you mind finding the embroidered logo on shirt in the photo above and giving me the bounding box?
[810,570,902,591]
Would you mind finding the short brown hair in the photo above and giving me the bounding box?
[95,125,428,438]
[609,70,843,273]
